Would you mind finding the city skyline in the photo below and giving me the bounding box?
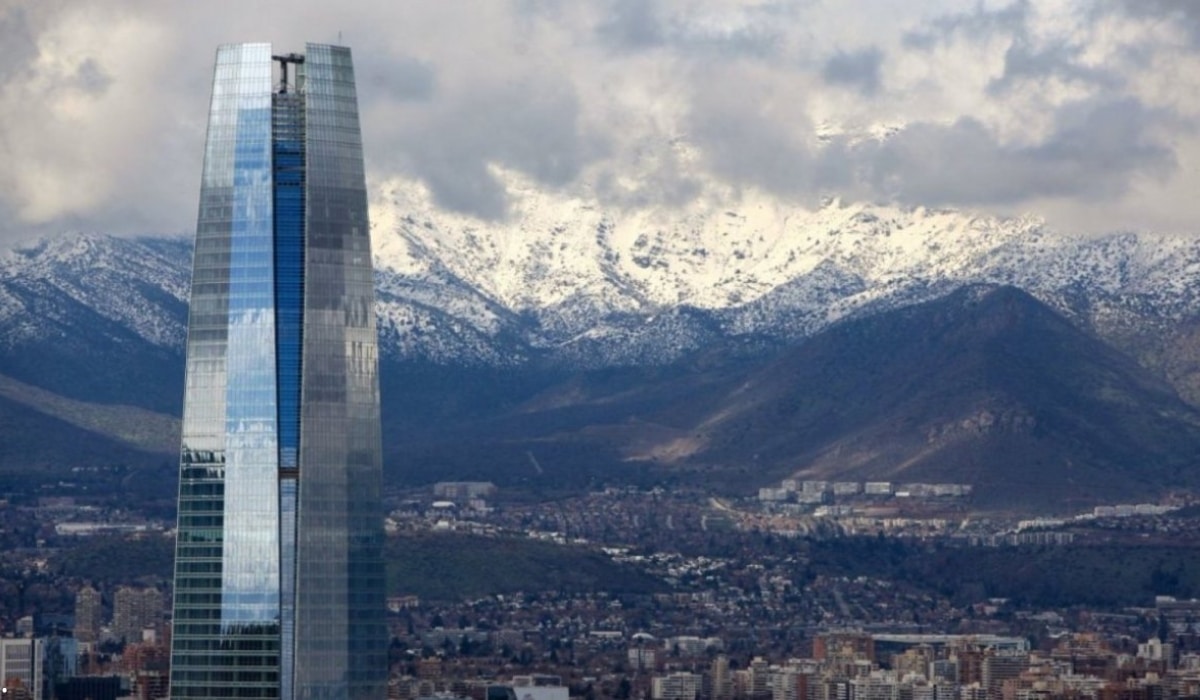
[169,42,386,700]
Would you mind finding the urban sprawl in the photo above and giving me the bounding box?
[2,480,1199,700]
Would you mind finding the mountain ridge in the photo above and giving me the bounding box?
[6,197,1200,380]
[685,284,1200,507]
[370,285,1200,510]
[3,196,1200,510]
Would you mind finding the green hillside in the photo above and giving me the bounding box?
[386,531,666,601]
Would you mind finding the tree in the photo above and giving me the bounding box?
[616,679,632,700]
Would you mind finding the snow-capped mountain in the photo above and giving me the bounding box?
[4,185,1200,382]
[5,190,1200,507]
[0,234,191,412]
[367,180,1200,371]
[0,234,190,351]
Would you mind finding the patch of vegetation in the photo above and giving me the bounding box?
[51,534,175,584]
[386,532,666,602]
[806,537,1200,608]
[46,528,666,606]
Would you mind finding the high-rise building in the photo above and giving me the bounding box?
[124,642,171,700]
[0,638,44,700]
[981,652,1027,700]
[41,636,79,700]
[169,42,386,700]
[113,587,164,644]
[711,654,732,700]
[651,672,703,700]
[73,586,101,644]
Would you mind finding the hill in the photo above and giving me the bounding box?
[684,285,1200,508]
[379,287,1200,510]
[385,532,665,602]
[4,216,1200,511]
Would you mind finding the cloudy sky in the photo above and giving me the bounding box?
[1,0,1199,243]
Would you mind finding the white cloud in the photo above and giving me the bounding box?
[0,0,1198,241]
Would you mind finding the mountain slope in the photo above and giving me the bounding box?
[5,197,1200,396]
[0,235,188,412]
[370,186,1200,379]
[0,372,178,454]
[677,285,1200,508]
[376,287,1200,510]
[0,391,171,490]
[3,195,1200,510]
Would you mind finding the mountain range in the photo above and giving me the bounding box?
[3,188,1200,512]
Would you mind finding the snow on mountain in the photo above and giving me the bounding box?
[3,183,1200,371]
[0,234,191,351]
[369,177,1200,364]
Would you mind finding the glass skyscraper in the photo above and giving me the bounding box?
[169,43,386,700]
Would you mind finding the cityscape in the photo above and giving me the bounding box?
[5,2,1200,700]
[4,479,1200,699]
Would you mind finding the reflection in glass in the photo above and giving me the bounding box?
[170,42,384,700]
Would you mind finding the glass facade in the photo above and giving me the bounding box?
[170,43,385,700]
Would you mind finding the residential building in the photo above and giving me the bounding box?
[712,655,732,700]
[113,587,163,644]
[982,652,1028,700]
[511,675,568,700]
[73,587,101,644]
[652,672,702,700]
[0,638,44,700]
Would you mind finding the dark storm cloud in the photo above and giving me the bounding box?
[1112,0,1200,46]
[362,55,436,102]
[687,78,809,192]
[73,58,112,95]
[1,0,1197,240]
[821,47,884,96]
[687,80,1173,212]
[686,70,852,200]
[596,0,665,49]
[903,0,1029,49]
[416,159,511,221]
[987,40,1122,95]
[386,79,606,220]
[0,7,39,83]
[856,98,1176,206]
[593,0,783,58]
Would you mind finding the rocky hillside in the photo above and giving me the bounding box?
[383,286,1200,510]
[3,194,1200,510]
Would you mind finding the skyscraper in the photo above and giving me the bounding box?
[113,586,164,644]
[169,43,386,700]
[73,585,101,644]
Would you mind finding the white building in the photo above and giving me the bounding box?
[0,638,45,700]
[433,482,496,500]
[770,669,813,700]
[666,635,722,656]
[652,672,703,700]
[850,671,899,700]
[1138,638,1174,667]
[511,675,568,700]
